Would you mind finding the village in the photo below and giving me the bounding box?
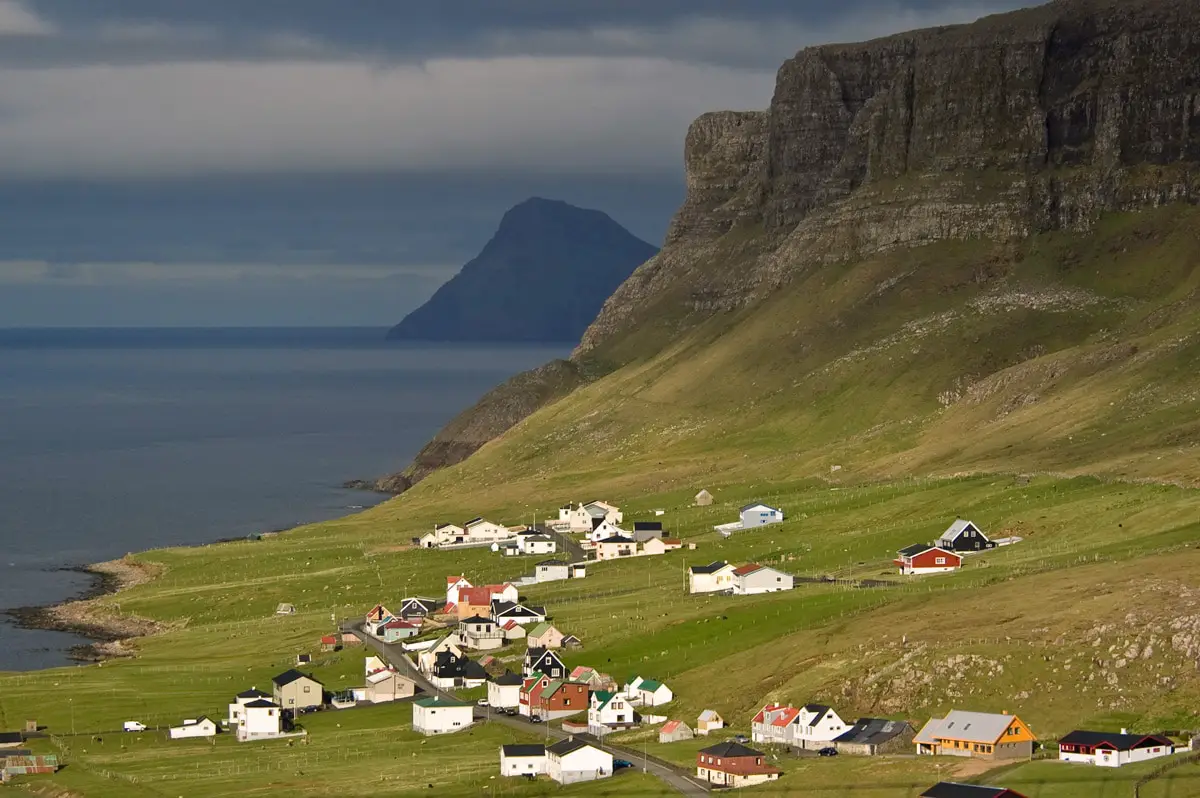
[5,493,1193,796]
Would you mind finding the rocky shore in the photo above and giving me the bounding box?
[7,556,167,663]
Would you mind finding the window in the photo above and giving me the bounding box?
[303,686,311,693]
[935,557,946,565]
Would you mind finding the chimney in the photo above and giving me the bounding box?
[1121,728,1128,735]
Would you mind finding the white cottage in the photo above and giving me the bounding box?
[688,561,736,593]
[547,737,613,785]
[237,700,283,741]
[412,696,474,736]
[500,744,547,777]
[1059,730,1174,767]
[739,503,784,528]
[169,716,218,739]
[488,671,524,709]
[731,563,794,594]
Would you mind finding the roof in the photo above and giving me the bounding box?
[524,534,555,543]
[689,560,731,574]
[0,732,23,744]
[833,717,914,746]
[634,521,663,531]
[740,503,780,513]
[914,711,1022,745]
[593,690,619,710]
[494,602,546,618]
[898,543,936,557]
[367,669,400,685]
[414,696,472,708]
[548,737,597,757]
[732,563,763,576]
[528,622,556,638]
[502,744,546,758]
[492,671,525,686]
[597,535,635,544]
[661,720,688,734]
[941,519,985,540]
[458,586,493,605]
[236,688,271,699]
[920,784,1023,798]
[570,666,594,679]
[699,741,767,759]
[463,659,488,679]
[447,575,467,585]
[459,615,494,625]
[320,634,338,644]
[243,699,278,709]
[1059,730,1173,750]
[538,559,569,567]
[698,709,722,722]
[464,517,484,526]
[436,524,462,531]
[637,679,664,692]
[271,669,319,687]
[381,618,419,630]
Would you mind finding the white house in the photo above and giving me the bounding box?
[751,703,847,748]
[237,700,283,741]
[731,564,794,594]
[446,575,473,605]
[459,615,506,650]
[464,518,511,542]
[425,523,465,547]
[562,501,622,533]
[535,560,571,582]
[547,737,613,785]
[488,672,524,709]
[689,561,737,593]
[492,601,546,626]
[500,744,547,777]
[697,710,725,736]
[594,535,637,560]
[412,696,474,736]
[169,716,218,739]
[625,676,673,706]
[641,537,682,556]
[589,691,637,729]
[520,534,557,555]
[739,503,784,528]
[1059,730,1174,767]
[228,688,272,726]
[586,518,627,543]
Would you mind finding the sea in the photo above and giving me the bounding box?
[0,328,567,671]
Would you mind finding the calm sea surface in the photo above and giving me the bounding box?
[0,328,567,671]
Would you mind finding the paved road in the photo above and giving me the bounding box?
[345,623,709,796]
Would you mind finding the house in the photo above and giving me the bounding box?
[397,597,440,620]
[535,560,571,582]
[937,520,996,552]
[547,737,613,785]
[739,503,784,528]
[519,534,558,555]
[1058,729,1174,767]
[377,618,420,643]
[459,615,505,650]
[446,575,473,605]
[528,678,590,719]
[412,696,474,736]
[417,632,464,674]
[492,601,546,626]
[920,784,1029,798]
[731,563,794,594]
[589,691,638,730]
[455,586,495,619]
[561,501,622,533]
[488,671,524,709]
[642,537,683,556]
[752,704,800,745]
[595,535,638,560]
[697,710,725,736]
[362,667,416,703]
[296,653,312,666]
[271,669,323,713]
[463,517,511,542]
[319,635,339,652]
[429,650,487,690]
[501,619,527,641]
[526,622,566,649]
[625,676,673,706]
[833,718,917,755]
[695,489,713,506]
[688,561,736,593]
[275,603,296,615]
[570,666,615,692]
[695,741,782,789]
[237,700,283,741]
[524,647,567,680]
[792,704,848,748]
[660,720,694,743]
[228,688,272,726]
[895,544,963,575]
[430,523,466,547]
[562,634,582,649]
[630,521,664,542]
[914,710,1036,759]
[365,604,394,625]
[585,517,627,543]
[500,744,547,777]
[168,717,218,739]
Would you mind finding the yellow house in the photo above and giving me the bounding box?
[914,710,1035,760]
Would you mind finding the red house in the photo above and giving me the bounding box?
[895,544,962,575]
[532,679,589,720]
[695,741,782,788]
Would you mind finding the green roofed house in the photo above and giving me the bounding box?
[625,675,673,707]
[412,696,474,736]
[526,622,566,649]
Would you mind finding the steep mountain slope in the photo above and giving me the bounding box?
[395,0,1200,496]
[386,197,657,343]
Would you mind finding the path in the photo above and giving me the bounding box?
[344,623,709,796]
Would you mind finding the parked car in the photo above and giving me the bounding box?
[477,699,489,707]
[529,715,543,724]
[732,734,749,743]
[123,721,147,732]
[614,759,634,770]
[818,747,838,757]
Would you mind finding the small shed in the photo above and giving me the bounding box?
[695,489,713,506]
[275,603,296,615]
[697,709,724,736]
[659,720,694,743]
[320,635,339,652]
[296,653,312,666]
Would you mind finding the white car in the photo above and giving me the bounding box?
[476,699,489,707]
[123,721,147,732]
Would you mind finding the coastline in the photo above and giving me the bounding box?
[6,557,167,663]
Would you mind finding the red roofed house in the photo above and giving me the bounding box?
[752,704,800,746]
[320,635,339,652]
[377,618,420,643]
[696,741,782,788]
[365,604,393,624]
[446,575,472,605]
[659,720,694,743]
[895,544,962,575]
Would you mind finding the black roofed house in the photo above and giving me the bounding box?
[594,535,637,560]
[920,784,1028,798]
[491,600,547,626]
[398,597,440,620]
[0,732,23,749]
[1058,729,1174,767]
[937,519,996,552]
[688,561,736,593]
[500,743,547,777]
[488,670,525,709]
[630,521,665,542]
[547,737,613,784]
[523,646,566,680]
[833,717,916,755]
[430,650,487,690]
[271,669,323,713]
[695,741,782,788]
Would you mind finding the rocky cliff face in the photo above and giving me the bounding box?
[386,0,1200,492]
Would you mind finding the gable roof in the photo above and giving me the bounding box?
[492,671,524,686]
[941,519,986,541]
[633,521,663,531]
[915,711,1024,745]
[733,563,763,576]
[1059,730,1173,750]
[271,669,319,688]
[592,690,619,710]
[528,622,556,638]
[457,586,493,606]
[920,784,1023,798]
[381,618,419,630]
[637,678,665,692]
[740,503,780,513]
[0,732,23,744]
[447,575,468,585]
[236,688,271,699]
[689,560,731,574]
[661,720,688,734]
[502,744,546,758]
[833,717,914,745]
[597,534,635,544]
[414,696,472,708]
[459,615,494,625]
[699,741,766,759]
[548,737,596,757]
[698,709,722,722]
[899,543,936,557]
[243,699,278,709]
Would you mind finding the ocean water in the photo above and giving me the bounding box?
[0,328,567,671]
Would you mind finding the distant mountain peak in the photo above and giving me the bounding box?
[387,199,657,344]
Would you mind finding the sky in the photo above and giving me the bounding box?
[0,0,1030,327]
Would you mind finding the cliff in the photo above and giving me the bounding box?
[387,197,657,343]
[383,0,1200,493]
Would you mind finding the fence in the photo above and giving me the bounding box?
[1134,749,1200,797]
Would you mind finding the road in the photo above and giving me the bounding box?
[345,623,709,796]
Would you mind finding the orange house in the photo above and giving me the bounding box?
[914,711,1035,760]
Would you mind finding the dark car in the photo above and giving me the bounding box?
[732,734,750,743]
[818,747,838,757]
[614,759,634,770]
[529,715,543,723]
